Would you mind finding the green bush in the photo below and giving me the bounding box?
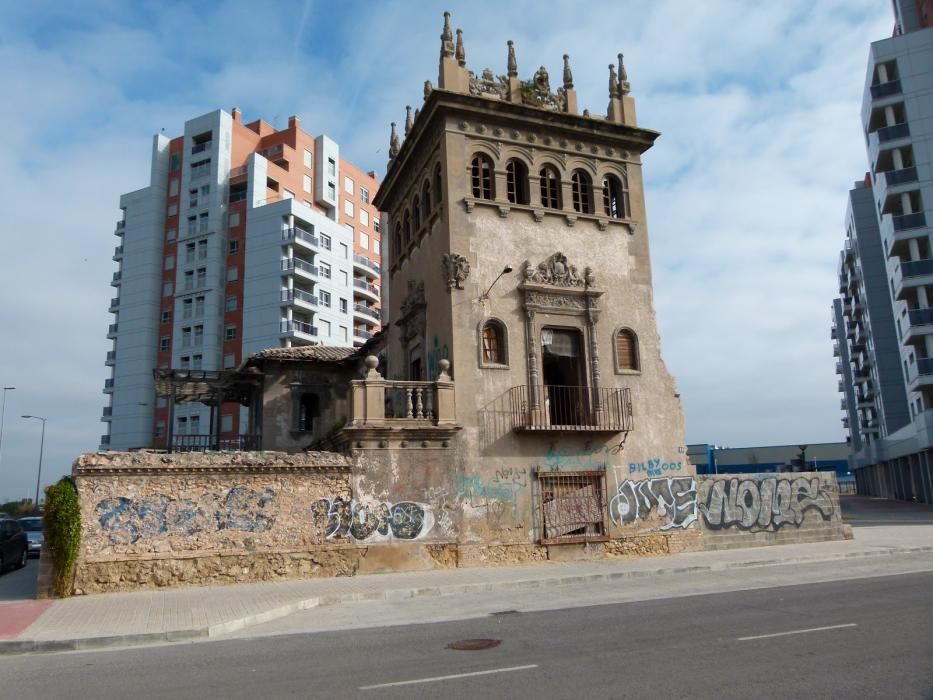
[44,477,81,597]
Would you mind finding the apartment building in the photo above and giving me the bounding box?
[102,109,381,451]
[833,0,933,503]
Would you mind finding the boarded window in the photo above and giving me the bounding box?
[535,470,608,544]
[615,328,639,371]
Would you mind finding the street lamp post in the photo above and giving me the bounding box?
[0,386,15,470]
[22,415,47,510]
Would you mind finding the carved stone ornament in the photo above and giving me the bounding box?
[524,291,586,309]
[400,280,426,317]
[441,253,471,290]
[469,68,509,99]
[521,66,562,110]
[521,252,595,289]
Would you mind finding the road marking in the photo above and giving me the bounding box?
[738,623,857,641]
[360,664,539,690]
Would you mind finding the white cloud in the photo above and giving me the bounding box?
[0,0,893,499]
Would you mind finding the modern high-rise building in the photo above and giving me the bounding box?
[833,0,933,503]
[101,109,382,452]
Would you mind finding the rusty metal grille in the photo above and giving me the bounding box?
[534,469,609,544]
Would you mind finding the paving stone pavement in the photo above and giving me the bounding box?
[1,523,931,654]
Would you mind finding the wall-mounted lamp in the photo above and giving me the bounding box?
[480,265,513,301]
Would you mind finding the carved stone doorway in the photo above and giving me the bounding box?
[541,327,588,426]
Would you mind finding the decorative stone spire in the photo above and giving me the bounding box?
[618,53,631,94]
[608,63,620,99]
[507,39,518,78]
[562,54,573,90]
[404,105,413,136]
[440,11,454,58]
[414,107,420,123]
[424,80,433,100]
[455,29,465,66]
[389,122,400,159]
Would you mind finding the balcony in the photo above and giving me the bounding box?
[115,220,125,236]
[281,257,319,280]
[508,385,634,433]
[103,378,114,393]
[113,245,124,261]
[868,123,911,168]
[843,238,855,261]
[105,350,116,366]
[846,321,857,339]
[840,398,847,410]
[111,271,122,287]
[280,319,318,344]
[885,213,928,257]
[353,327,373,345]
[870,80,901,99]
[107,323,118,338]
[353,254,380,279]
[99,434,111,447]
[895,257,933,300]
[353,277,380,302]
[833,342,840,357]
[884,166,918,186]
[281,288,319,309]
[348,359,456,430]
[894,212,927,232]
[191,141,212,155]
[109,297,120,311]
[354,303,380,325]
[835,361,843,375]
[101,406,112,422]
[229,190,248,204]
[171,434,262,453]
[282,227,320,251]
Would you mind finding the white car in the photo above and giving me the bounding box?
[17,517,43,557]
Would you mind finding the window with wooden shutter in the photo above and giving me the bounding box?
[615,329,639,371]
[481,320,508,367]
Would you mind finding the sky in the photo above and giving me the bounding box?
[0,0,894,501]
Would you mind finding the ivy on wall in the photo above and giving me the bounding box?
[44,477,81,597]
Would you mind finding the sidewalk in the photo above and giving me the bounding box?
[2,524,931,655]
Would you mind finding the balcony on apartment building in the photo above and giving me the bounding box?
[833,342,841,357]
[908,357,933,391]
[867,98,910,166]
[113,245,123,261]
[869,78,902,100]
[111,271,122,287]
[353,327,373,346]
[281,287,320,311]
[853,364,872,385]
[886,212,930,258]
[101,407,112,422]
[353,277,380,303]
[107,323,118,338]
[895,256,933,300]
[353,254,380,279]
[902,308,933,346]
[105,350,116,366]
[281,256,320,282]
[354,303,380,326]
[281,226,322,253]
[103,378,114,393]
[280,318,318,345]
[109,297,120,312]
[846,320,858,339]
[115,220,125,236]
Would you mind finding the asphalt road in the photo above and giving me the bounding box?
[841,494,933,526]
[0,558,37,602]
[2,571,931,699]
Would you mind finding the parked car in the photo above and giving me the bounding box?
[0,517,28,572]
[17,517,44,557]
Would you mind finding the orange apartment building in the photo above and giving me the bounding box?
[102,108,381,451]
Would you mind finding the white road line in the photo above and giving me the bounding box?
[738,623,858,641]
[359,664,539,690]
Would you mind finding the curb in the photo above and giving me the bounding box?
[2,543,932,656]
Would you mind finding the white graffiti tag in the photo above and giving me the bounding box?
[609,477,698,530]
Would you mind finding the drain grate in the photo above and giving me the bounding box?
[446,639,502,651]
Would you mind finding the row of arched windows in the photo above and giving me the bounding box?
[478,319,640,372]
[470,154,631,219]
[393,163,444,262]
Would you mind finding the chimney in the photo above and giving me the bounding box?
[232,107,242,123]
[288,115,300,130]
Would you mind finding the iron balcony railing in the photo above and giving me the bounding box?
[354,303,379,319]
[282,257,319,277]
[877,122,909,142]
[909,308,933,326]
[870,79,902,99]
[282,227,319,247]
[353,278,380,295]
[171,434,262,453]
[508,385,633,432]
[902,258,933,278]
[281,288,319,306]
[280,319,318,336]
[354,254,380,273]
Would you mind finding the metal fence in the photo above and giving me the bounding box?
[172,434,262,452]
[509,385,633,432]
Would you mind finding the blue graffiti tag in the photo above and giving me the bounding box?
[629,458,683,477]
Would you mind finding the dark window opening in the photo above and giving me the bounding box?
[471,155,494,200]
[540,166,561,209]
[298,393,319,432]
[602,175,629,219]
[571,170,593,214]
[506,159,530,205]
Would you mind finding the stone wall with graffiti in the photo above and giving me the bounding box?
[69,451,457,594]
[607,471,845,547]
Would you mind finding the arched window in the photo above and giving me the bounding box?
[412,197,421,231]
[421,180,431,219]
[539,166,561,209]
[471,154,494,200]
[481,320,507,366]
[403,211,411,247]
[615,328,640,372]
[571,169,593,214]
[602,174,629,219]
[434,165,443,205]
[505,158,530,205]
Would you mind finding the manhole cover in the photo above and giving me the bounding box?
[446,639,502,651]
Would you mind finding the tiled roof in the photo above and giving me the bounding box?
[245,345,358,364]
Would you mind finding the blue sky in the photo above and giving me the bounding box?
[0,0,893,501]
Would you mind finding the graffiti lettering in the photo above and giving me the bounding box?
[699,477,834,530]
[311,498,434,541]
[95,487,274,544]
[628,458,683,477]
[609,477,697,530]
[454,472,526,506]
